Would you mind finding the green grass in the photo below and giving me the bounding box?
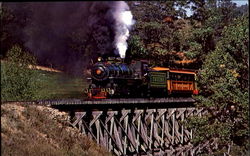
[1,60,88,101]
[36,70,88,100]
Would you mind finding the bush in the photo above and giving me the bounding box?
[1,45,41,101]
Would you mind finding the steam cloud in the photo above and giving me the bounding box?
[4,2,134,74]
[113,2,135,58]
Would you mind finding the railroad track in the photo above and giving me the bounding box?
[40,97,195,105]
[3,97,195,110]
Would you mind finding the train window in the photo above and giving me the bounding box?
[177,74,181,80]
[169,72,195,81]
[189,75,192,81]
[170,73,177,80]
[186,74,194,81]
[171,74,175,80]
[183,74,187,81]
[191,75,195,81]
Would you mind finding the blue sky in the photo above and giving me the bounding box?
[233,0,248,6]
[186,0,248,17]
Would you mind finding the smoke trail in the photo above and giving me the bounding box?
[113,2,135,58]
[3,2,134,74]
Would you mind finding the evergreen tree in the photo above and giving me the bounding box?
[127,1,190,66]
[187,15,249,155]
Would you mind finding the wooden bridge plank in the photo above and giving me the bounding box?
[113,117,138,152]
[68,106,207,156]
[108,115,114,151]
[123,114,128,155]
[140,123,149,148]
[155,109,167,121]
[120,110,130,122]
[113,121,123,153]
[99,119,124,155]
[72,112,86,126]
[90,111,102,126]
[81,120,97,141]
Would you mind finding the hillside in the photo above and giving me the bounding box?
[1,103,112,156]
[1,60,88,101]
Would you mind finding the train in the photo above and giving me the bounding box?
[84,57,199,99]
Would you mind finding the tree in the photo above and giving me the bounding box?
[127,1,191,66]
[0,4,15,57]
[177,0,247,70]
[187,15,249,155]
[0,3,31,57]
[1,45,41,101]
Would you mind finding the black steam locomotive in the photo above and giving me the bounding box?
[84,57,198,99]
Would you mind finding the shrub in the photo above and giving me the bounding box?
[1,45,41,101]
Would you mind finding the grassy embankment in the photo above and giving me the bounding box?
[36,70,88,100]
[1,61,112,156]
[1,60,88,101]
[1,103,112,156]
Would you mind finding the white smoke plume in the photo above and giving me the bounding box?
[113,1,135,58]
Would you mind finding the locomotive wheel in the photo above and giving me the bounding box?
[140,92,144,97]
[88,92,92,98]
[139,85,150,98]
[140,89,147,97]
[147,91,151,97]
[89,84,96,89]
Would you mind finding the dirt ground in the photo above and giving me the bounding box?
[1,103,112,156]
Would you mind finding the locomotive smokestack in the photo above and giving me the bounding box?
[113,2,135,59]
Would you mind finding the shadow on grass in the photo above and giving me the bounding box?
[36,71,88,100]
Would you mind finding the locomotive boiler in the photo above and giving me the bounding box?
[84,57,199,99]
[85,57,150,98]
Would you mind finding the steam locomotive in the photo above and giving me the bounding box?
[84,57,198,99]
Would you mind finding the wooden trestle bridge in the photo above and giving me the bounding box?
[38,98,207,156]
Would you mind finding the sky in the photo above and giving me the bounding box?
[186,0,249,17]
[233,0,249,6]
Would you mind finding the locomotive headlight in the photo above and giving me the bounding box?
[96,69,102,75]
[91,63,109,81]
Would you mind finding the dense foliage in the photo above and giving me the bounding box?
[189,15,249,155]
[1,45,41,101]
[127,1,249,155]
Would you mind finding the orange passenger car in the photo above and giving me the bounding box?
[168,69,198,95]
[152,67,199,96]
